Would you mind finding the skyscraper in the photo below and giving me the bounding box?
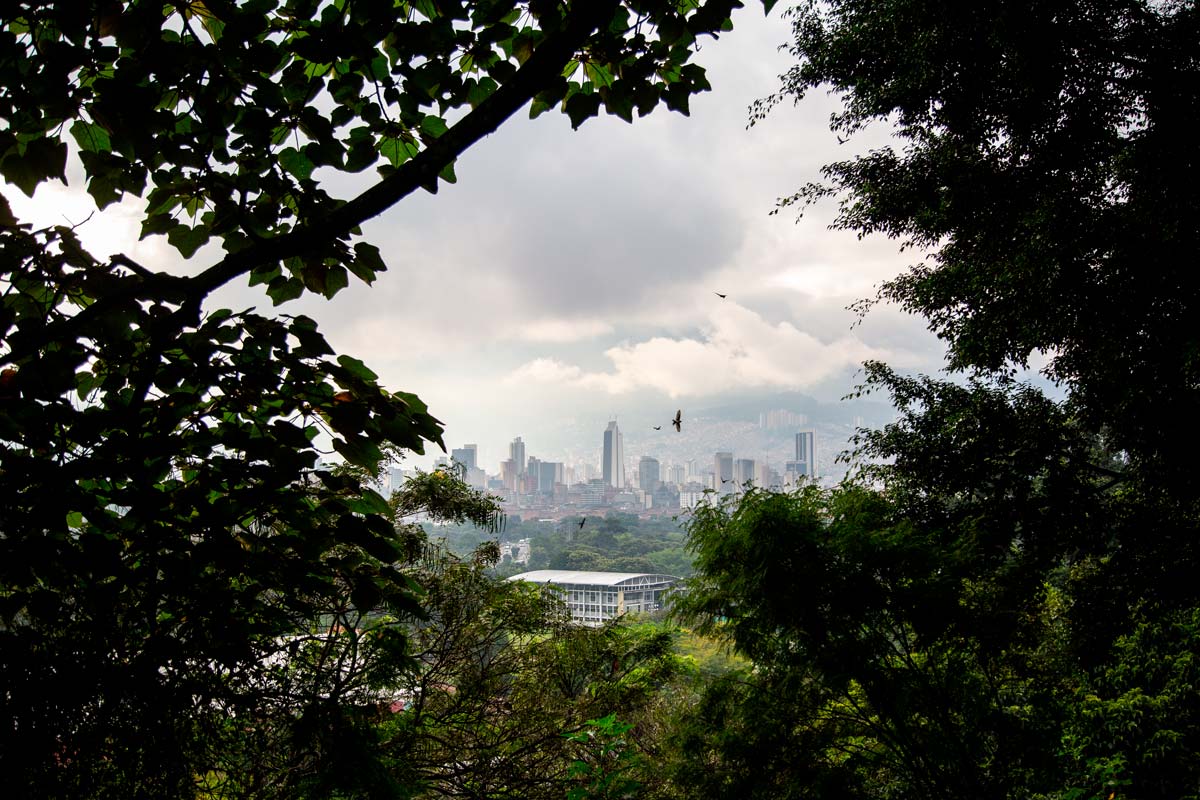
[638,456,660,492]
[509,436,526,477]
[451,443,477,472]
[734,458,756,489]
[794,430,817,478]
[714,451,733,493]
[602,421,625,489]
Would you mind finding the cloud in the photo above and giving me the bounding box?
[507,303,889,398]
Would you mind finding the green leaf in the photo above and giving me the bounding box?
[584,62,614,89]
[565,92,601,129]
[69,121,112,154]
[351,242,387,282]
[266,275,305,305]
[333,435,384,469]
[167,224,211,258]
[337,355,379,382]
[379,136,419,167]
[279,146,315,180]
[419,115,448,139]
[1,139,65,197]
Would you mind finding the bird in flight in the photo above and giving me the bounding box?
[652,425,662,430]
[578,517,586,530]
[714,292,726,299]
[672,409,682,432]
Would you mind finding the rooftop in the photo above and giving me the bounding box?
[507,570,679,587]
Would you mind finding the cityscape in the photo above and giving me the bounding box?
[401,412,831,520]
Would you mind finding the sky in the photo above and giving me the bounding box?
[10,7,953,473]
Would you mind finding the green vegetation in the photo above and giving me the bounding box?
[660,1,1200,798]
[0,1,758,796]
[433,512,693,577]
[4,0,1199,797]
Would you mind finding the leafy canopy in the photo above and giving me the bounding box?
[0,0,771,794]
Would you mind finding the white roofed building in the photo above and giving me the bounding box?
[508,570,678,626]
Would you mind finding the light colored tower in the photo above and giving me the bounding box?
[602,421,625,489]
[714,451,733,493]
[509,436,526,477]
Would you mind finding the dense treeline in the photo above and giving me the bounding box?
[432,512,693,577]
[662,1,1200,797]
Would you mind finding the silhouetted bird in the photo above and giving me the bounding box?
[722,479,732,483]
[672,409,682,432]
[579,517,586,530]
[714,292,727,299]
[652,425,662,431]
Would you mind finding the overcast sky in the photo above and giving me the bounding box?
[11,7,950,472]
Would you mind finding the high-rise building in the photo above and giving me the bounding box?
[714,451,733,493]
[794,430,817,478]
[667,464,685,486]
[538,460,563,494]
[509,436,526,477]
[500,459,517,491]
[602,421,625,489]
[451,443,477,473]
[734,458,756,489]
[638,456,660,492]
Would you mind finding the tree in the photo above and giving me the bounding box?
[669,2,1200,798]
[0,1,769,794]
[764,0,1200,480]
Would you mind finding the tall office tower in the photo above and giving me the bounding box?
[509,436,526,476]
[500,459,517,491]
[526,456,542,490]
[638,456,661,492]
[538,461,563,493]
[755,460,772,487]
[451,443,478,472]
[714,451,733,492]
[602,421,625,488]
[668,464,685,486]
[734,458,756,489]
[794,430,817,478]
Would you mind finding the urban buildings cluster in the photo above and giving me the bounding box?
[411,419,820,520]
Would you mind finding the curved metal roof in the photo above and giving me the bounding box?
[507,570,679,587]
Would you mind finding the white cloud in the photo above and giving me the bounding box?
[513,318,614,343]
[507,303,889,398]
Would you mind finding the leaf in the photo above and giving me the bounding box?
[419,115,448,140]
[337,355,379,382]
[333,435,384,469]
[279,146,315,180]
[379,136,419,167]
[167,224,211,258]
[1,138,67,197]
[351,242,387,283]
[69,121,112,154]
[565,92,601,129]
[267,275,305,305]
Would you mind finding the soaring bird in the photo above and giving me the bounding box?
[578,517,587,530]
[672,409,682,432]
[652,425,662,430]
[714,292,727,299]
